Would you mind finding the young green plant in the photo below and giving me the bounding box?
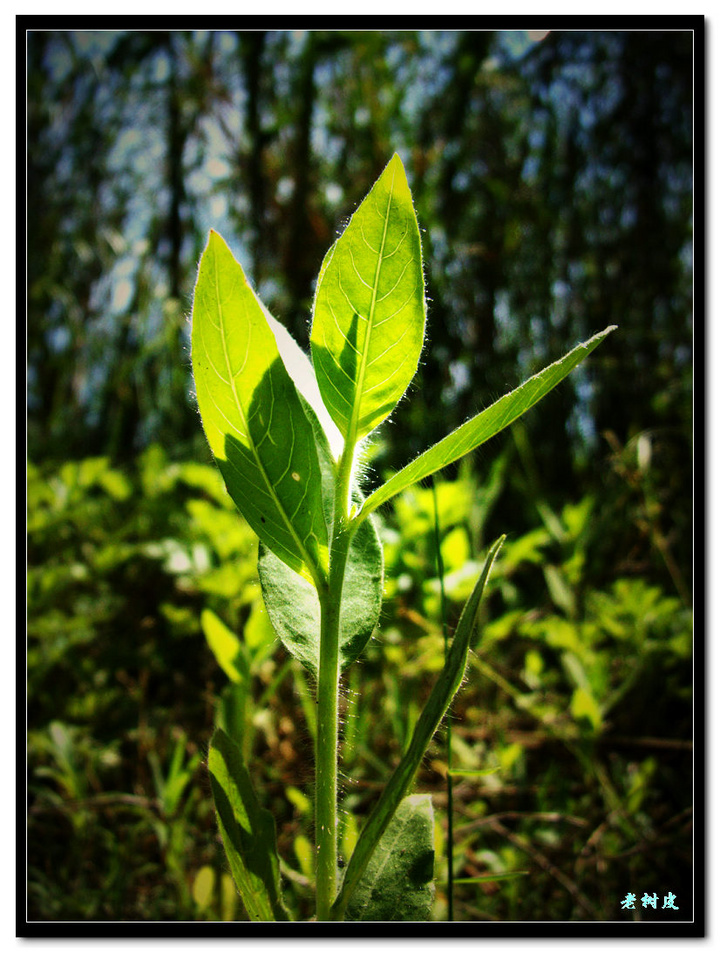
[190,153,614,921]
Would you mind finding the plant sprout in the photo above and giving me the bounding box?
[190,153,614,921]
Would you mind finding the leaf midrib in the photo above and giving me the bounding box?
[345,162,396,448]
[212,245,322,584]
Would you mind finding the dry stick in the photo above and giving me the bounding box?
[454,810,589,838]
[452,898,502,922]
[488,818,598,918]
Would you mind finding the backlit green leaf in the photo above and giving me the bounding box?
[356,327,616,524]
[452,871,529,885]
[311,154,425,445]
[346,795,435,921]
[208,729,289,921]
[200,608,246,685]
[191,230,328,585]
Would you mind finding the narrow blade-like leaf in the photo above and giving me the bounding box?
[192,230,328,584]
[311,153,425,445]
[345,795,435,921]
[207,729,289,921]
[332,535,505,920]
[356,327,615,524]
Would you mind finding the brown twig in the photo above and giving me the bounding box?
[454,810,589,838]
[487,818,599,918]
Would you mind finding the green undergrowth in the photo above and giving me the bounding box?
[27,441,692,921]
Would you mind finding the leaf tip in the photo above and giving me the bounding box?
[388,151,408,182]
[590,324,618,343]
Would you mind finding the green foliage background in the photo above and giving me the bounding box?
[26,27,694,922]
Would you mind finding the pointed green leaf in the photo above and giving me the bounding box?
[346,795,435,921]
[258,510,383,676]
[200,609,247,684]
[356,327,616,524]
[332,535,505,920]
[191,230,328,585]
[207,729,289,921]
[311,153,426,445]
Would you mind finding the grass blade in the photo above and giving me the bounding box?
[452,871,529,885]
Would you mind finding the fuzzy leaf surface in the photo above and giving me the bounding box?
[311,153,425,444]
[258,511,383,676]
[346,795,435,921]
[357,327,616,524]
[207,729,289,921]
[191,230,328,584]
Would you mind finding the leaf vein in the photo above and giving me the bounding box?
[380,221,409,261]
[376,258,412,305]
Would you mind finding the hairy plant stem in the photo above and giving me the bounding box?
[315,443,356,920]
[315,579,341,920]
